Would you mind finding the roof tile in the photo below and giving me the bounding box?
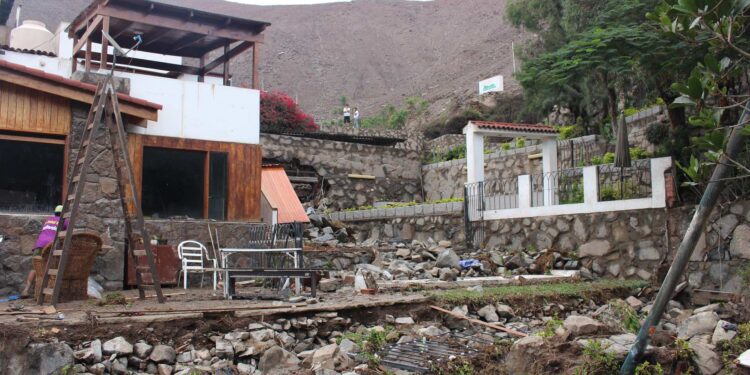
[471,121,557,134]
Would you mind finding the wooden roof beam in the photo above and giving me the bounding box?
[72,15,103,56]
[76,50,201,75]
[201,41,253,74]
[172,34,209,53]
[96,4,265,44]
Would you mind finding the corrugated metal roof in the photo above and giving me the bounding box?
[470,121,557,134]
[261,166,310,224]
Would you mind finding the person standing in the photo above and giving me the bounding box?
[353,107,360,128]
[343,104,351,126]
[21,205,67,298]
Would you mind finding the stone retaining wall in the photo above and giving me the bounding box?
[328,202,463,222]
[261,133,424,210]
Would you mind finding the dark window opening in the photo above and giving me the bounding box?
[142,147,205,219]
[208,152,228,220]
[0,139,64,213]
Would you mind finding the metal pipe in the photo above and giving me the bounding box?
[620,108,749,374]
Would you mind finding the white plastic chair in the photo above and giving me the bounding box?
[177,240,218,290]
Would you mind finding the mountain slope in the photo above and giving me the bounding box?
[7,0,528,123]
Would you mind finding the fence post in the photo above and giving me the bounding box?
[583,166,599,205]
[518,175,531,209]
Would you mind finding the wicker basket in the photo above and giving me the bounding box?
[36,233,102,303]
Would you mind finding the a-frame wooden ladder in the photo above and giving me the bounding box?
[38,76,164,305]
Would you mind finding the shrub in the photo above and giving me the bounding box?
[516,137,526,148]
[557,125,582,140]
[574,340,620,375]
[645,122,669,145]
[260,91,319,133]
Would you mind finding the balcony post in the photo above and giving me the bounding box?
[518,175,531,209]
[583,166,599,205]
[542,138,558,206]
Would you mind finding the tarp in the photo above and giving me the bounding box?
[261,166,310,224]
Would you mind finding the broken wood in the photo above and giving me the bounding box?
[430,305,528,338]
[87,302,305,316]
[125,292,185,301]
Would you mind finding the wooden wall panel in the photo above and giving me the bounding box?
[0,81,71,135]
[127,133,262,221]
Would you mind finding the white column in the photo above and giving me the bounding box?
[466,126,485,183]
[518,175,531,209]
[541,138,558,206]
[583,166,599,205]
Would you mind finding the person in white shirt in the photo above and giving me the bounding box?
[353,107,360,128]
[343,104,351,125]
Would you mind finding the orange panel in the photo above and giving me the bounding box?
[261,166,310,224]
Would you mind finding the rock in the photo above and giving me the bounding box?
[157,364,174,375]
[250,329,276,343]
[504,255,523,270]
[395,317,415,325]
[495,304,515,318]
[436,249,460,269]
[716,214,739,239]
[712,320,738,345]
[258,346,300,371]
[694,303,721,314]
[563,315,605,336]
[103,336,133,355]
[637,246,660,261]
[677,311,719,339]
[312,343,339,364]
[689,340,722,375]
[625,296,644,311]
[395,248,411,258]
[730,224,750,259]
[111,360,128,375]
[477,305,499,323]
[578,240,612,257]
[176,351,193,363]
[89,363,105,375]
[506,336,545,374]
[438,240,452,248]
[452,305,468,316]
[237,362,254,374]
[339,338,360,354]
[418,326,442,337]
[25,342,75,375]
[134,342,153,359]
[438,268,458,281]
[319,278,340,292]
[150,345,177,364]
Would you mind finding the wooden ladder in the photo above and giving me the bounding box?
[38,77,164,305]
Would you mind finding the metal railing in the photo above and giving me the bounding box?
[530,168,585,207]
[597,159,651,201]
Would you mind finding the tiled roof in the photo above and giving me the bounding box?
[0,58,162,110]
[470,121,558,134]
[1,45,57,57]
[261,166,310,224]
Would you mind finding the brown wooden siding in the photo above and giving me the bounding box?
[0,81,71,135]
[127,133,262,221]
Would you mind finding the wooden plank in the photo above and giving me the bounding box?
[202,41,252,74]
[72,15,103,55]
[0,82,10,128]
[203,151,210,218]
[0,134,66,145]
[101,16,110,70]
[77,50,201,75]
[430,305,528,337]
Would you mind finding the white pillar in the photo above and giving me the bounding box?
[518,175,531,209]
[541,138,558,206]
[466,126,485,183]
[583,166,599,204]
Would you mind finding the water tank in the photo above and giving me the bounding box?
[9,20,55,53]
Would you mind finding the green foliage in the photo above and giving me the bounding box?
[574,339,620,375]
[559,178,584,204]
[502,142,511,150]
[432,359,476,375]
[719,322,750,374]
[611,299,641,333]
[537,315,564,338]
[645,122,670,145]
[599,180,643,201]
[360,95,429,130]
[635,361,664,375]
[516,137,526,148]
[556,124,583,140]
[432,197,464,204]
[432,280,647,305]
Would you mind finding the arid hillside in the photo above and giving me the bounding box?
[7,0,528,123]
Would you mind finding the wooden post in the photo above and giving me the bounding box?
[72,38,79,74]
[101,16,110,70]
[198,55,205,83]
[223,42,230,86]
[85,38,92,73]
[252,42,260,90]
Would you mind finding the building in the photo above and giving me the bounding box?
[0,0,270,292]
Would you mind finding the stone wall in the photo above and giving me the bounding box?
[424,134,465,154]
[261,133,424,210]
[343,213,465,246]
[310,126,424,151]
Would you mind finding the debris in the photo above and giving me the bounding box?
[430,305,527,337]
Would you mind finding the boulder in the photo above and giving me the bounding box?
[133,342,153,359]
[689,340,722,375]
[103,336,133,355]
[258,346,300,371]
[339,338,360,354]
[712,320,738,345]
[395,317,415,325]
[311,344,339,365]
[436,249,460,269]
[506,336,545,374]
[395,248,411,258]
[149,345,177,364]
[26,342,75,375]
[418,326,443,337]
[319,278,340,292]
[677,311,719,339]
[625,296,644,311]
[495,304,515,318]
[563,315,605,336]
[730,224,750,259]
[477,305,499,323]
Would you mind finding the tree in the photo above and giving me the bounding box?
[260,91,319,134]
